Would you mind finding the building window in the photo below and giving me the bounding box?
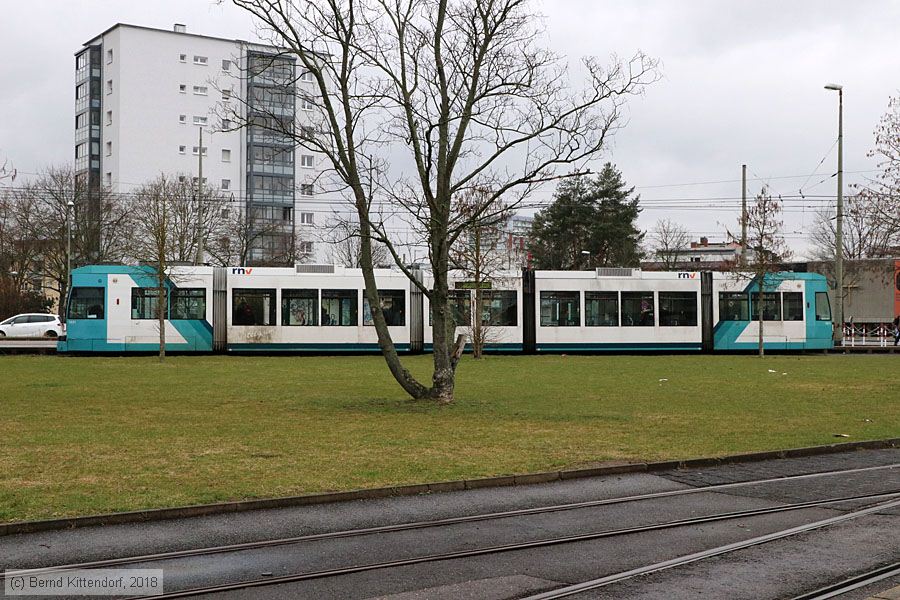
[193,116,208,126]
[300,98,314,111]
[179,114,186,124]
[321,289,357,326]
[221,179,230,190]
[364,290,405,326]
[282,289,318,326]
[751,292,781,321]
[76,83,87,99]
[658,292,698,326]
[193,85,208,95]
[106,49,113,64]
[68,287,105,320]
[105,141,112,156]
[105,172,112,185]
[106,79,113,94]
[783,292,804,321]
[179,84,187,93]
[192,146,208,156]
[300,154,314,168]
[76,53,87,69]
[222,59,231,71]
[299,70,314,82]
[171,288,206,320]
[131,288,163,320]
[539,291,580,327]
[76,113,86,129]
[585,291,618,326]
[221,89,231,100]
[221,149,231,162]
[621,292,654,326]
[282,207,293,221]
[300,183,314,196]
[718,292,749,321]
[222,118,232,129]
[179,54,186,62]
[232,289,276,326]
[191,177,208,185]
[179,145,186,154]
[299,212,314,224]
[193,55,208,65]
[106,111,112,125]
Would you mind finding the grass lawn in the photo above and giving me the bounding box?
[1,353,898,523]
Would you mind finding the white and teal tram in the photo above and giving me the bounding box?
[59,265,834,354]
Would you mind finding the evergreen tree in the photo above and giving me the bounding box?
[530,163,643,269]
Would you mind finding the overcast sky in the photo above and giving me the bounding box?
[1,0,897,256]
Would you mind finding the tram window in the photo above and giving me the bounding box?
[585,291,618,326]
[621,292,654,326]
[815,292,832,321]
[480,290,517,326]
[428,290,472,327]
[69,287,105,319]
[540,291,580,327]
[232,288,276,325]
[750,292,781,321]
[171,288,206,320]
[363,290,405,326]
[718,292,749,321]
[322,289,358,326]
[282,289,318,326]
[659,292,697,326]
[450,290,472,326]
[132,288,164,320]
[782,292,803,321]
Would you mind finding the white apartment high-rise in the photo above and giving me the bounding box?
[75,23,323,264]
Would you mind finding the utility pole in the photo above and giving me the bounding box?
[825,83,844,345]
[195,126,204,265]
[741,164,747,255]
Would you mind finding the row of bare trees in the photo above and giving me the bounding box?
[0,167,312,321]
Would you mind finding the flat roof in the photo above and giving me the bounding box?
[78,23,281,54]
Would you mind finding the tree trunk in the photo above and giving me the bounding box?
[356,200,430,400]
[757,276,764,358]
[157,269,166,362]
[429,267,458,404]
[473,226,483,359]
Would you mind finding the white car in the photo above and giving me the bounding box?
[0,313,64,338]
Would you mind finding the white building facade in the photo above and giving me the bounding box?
[75,23,326,264]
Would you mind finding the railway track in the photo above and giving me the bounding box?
[4,462,898,581]
[525,496,900,599]
[788,562,900,600]
[100,491,899,599]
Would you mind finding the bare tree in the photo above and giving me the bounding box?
[5,166,131,318]
[736,186,792,357]
[855,94,900,249]
[128,176,177,360]
[651,218,691,269]
[127,175,229,359]
[450,188,511,358]
[230,0,659,402]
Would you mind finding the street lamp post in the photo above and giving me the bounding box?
[825,83,843,345]
[66,199,75,321]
